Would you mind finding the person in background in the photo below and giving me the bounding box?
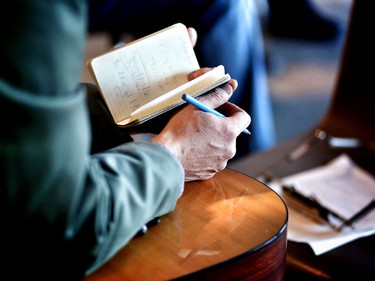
[266,0,340,42]
[88,0,277,157]
[0,0,250,280]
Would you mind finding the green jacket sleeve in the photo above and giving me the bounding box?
[0,0,184,279]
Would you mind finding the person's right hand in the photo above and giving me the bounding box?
[151,77,251,182]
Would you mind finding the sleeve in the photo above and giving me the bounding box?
[0,0,184,279]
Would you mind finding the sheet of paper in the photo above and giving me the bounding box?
[268,154,375,255]
[128,66,229,123]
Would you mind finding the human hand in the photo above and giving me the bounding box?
[187,27,197,47]
[151,71,251,181]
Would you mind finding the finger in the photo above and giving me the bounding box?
[196,81,237,109]
[188,67,213,81]
[187,27,197,47]
[218,102,252,133]
[228,79,238,91]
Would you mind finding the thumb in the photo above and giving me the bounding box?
[197,80,237,109]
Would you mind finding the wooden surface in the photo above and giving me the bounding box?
[84,168,288,281]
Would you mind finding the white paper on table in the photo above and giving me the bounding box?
[268,154,375,255]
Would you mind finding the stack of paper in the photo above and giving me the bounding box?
[268,154,375,255]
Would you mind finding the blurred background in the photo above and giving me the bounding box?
[257,0,353,144]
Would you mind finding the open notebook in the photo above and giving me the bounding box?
[86,23,230,127]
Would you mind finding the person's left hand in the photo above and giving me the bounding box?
[187,27,197,47]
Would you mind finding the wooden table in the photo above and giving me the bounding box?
[84,168,288,281]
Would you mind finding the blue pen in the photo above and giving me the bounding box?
[182,93,251,135]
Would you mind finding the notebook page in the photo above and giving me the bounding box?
[88,23,199,124]
[122,66,230,125]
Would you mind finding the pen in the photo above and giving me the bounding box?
[281,184,347,231]
[182,93,251,135]
[337,199,375,231]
